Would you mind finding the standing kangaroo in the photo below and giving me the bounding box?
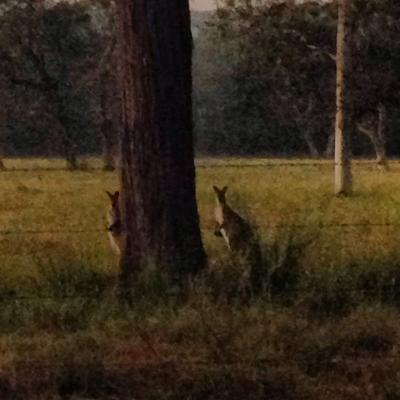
[213,186,255,251]
[213,185,263,291]
[106,191,124,255]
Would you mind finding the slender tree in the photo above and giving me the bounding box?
[334,0,353,195]
[357,105,389,171]
[116,0,207,287]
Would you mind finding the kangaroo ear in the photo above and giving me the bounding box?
[222,186,228,195]
[213,185,220,194]
[106,191,119,203]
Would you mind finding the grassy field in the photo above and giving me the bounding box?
[1,157,400,399]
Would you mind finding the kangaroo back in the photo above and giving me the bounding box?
[213,185,263,292]
[106,190,124,255]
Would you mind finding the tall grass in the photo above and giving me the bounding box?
[0,158,400,398]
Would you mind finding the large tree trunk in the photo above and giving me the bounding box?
[334,0,353,195]
[116,0,207,286]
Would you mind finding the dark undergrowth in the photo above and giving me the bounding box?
[1,233,400,399]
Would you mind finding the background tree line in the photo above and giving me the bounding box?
[193,0,400,159]
[0,0,400,165]
[0,0,119,169]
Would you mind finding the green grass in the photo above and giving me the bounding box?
[1,157,400,399]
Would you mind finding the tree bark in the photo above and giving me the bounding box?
[116,0,207,286]
[334,0,353,195]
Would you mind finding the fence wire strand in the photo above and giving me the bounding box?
[0,222,400,236]
[0,162,400,304]
[1,159,400,172]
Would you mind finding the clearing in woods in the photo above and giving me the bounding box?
[1,157,400,399]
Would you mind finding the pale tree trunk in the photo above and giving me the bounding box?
[334,0,353,196]
[294,98,320,157]
[357,105,389,171]
[376,105,389,170]
[303,129,319,157]
[325,115,336,157]
[116,0,207,289]
[326,132,335,157]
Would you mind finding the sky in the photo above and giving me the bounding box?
[190,0,216,11]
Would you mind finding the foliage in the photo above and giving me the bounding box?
[1,1,400,159]
[0,0,117,166]
[194,0,400,156]
[0,158,400,397]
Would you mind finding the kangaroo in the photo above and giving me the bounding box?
[106,190,124,255]
[213,186,255,251]
[213,185,263,291]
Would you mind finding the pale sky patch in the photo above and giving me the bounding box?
[190,0,216,11]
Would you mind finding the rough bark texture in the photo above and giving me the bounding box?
[334,0,353,195]
[116,0,207,284]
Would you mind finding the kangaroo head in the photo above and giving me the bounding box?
[106,190,120,226]
[213,185,228,205]
[106,190,120,207]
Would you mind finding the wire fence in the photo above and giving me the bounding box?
[1,159,400,305]
[0,284,399,302]
[0,158,399,172]
[196,160,400,169]
[0,228,107,235]
[7,353,400,370]
[1,221,400,236]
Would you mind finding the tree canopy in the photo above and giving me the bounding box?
[0,0,400,159]
[193,0,400,157]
